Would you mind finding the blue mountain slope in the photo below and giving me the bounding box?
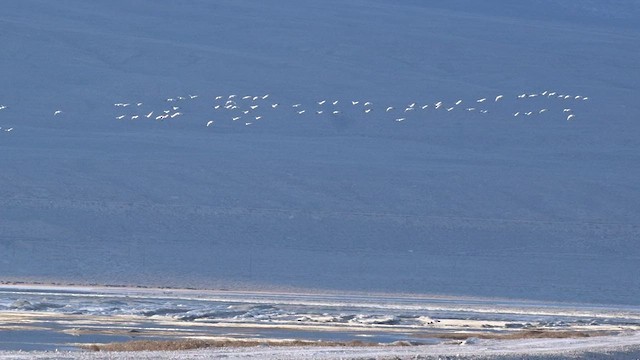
[0,1,638,305]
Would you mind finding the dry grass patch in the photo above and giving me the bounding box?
[82,330,616,352]
[82,338,378,352]
[422,329,614,341]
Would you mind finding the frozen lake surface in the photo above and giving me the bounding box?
[0,285,639,357]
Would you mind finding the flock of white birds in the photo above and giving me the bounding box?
[0,90,589,133]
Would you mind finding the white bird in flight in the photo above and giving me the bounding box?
[386,106,394,112]
[206,120,214,127]
[495,95,503,102]
[567,114,575,121]
[54,110,62,115]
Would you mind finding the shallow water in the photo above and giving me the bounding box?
[0,330,133,352]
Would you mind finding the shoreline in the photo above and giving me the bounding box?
[1,283,639,358]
